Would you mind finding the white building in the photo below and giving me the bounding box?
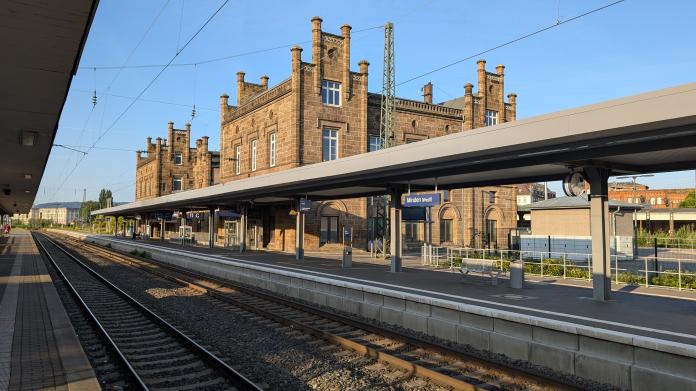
[13,202,82,225]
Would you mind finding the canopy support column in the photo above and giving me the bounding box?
[239,206,247,253]
[208,208,215,249]
[296,207,305,260]
[586,167,612,301]
[390,189,403,272]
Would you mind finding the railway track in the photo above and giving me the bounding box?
[48,232,583,391]
[33,232,263,391]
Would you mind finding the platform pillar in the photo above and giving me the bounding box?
[208,208,215,248]
[159,218,164,241]
[586,167,612,301]
[239,206,247,253]
[390,190,403,272]
[113,216,118,237]
[296,210,305,260]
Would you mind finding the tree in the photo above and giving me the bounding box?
[80,200,101,223]
[98,188,113,209]
[679,191,696,208]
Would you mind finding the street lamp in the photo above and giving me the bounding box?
[616,174,655,256]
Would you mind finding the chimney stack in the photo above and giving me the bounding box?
[359,59,369,75]
[423,82,433,104]
[477,59,486,96]
[220,93,229,123]
[236,71,245,105]
[311,16,323,94]
[260,75,269,90]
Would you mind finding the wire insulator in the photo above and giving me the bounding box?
[92,90,97,108]
[191,104,196,120]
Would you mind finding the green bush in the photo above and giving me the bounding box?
[617,272,645,285]
[649,270,696,289]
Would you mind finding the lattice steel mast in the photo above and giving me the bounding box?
[373,22,395,258]
[379,22,395,149]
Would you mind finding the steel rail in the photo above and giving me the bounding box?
[55,234,581,391]
[34,233,149,390]
[34,232,263,391]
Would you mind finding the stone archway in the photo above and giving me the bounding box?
[437,205,461,245]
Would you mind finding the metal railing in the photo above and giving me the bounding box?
[421,245,696,291]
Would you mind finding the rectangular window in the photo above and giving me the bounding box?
[405,222,419,241]
[235,145,241,175]
[172,177,182,192]
[440,219,452,243]
[368,135,382,152]
[489,191,496,204]
[251,140,257,171]
[485,110,498,126]
[269,133,277,167]
[657,197,662,205]
[486,219,498,248]
[321,80,341,106]
[174,152,183,165]
[443,190,450,203]
[322,128,338,161]
[320,216,339,244]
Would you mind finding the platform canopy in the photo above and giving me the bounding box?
[94,82,696,216]
[0,1,99,214]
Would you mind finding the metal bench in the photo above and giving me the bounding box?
[459,258,502,285]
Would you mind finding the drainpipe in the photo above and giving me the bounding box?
[611,206,621,261]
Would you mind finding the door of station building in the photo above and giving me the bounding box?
[247,219,262,249]
[224,220,238,247]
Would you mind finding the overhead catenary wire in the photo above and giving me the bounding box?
[78,24,383,70]
[50,0,230,199]
[71,89,217,111]
[396,0,625,86]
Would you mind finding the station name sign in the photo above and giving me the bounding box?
[403,193,441,207]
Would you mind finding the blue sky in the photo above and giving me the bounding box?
[38,0,696,203]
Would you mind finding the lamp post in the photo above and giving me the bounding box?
[616,174,654,257]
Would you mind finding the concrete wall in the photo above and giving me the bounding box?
[52,230,696,391]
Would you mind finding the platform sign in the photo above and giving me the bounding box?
[403,193,441,207]
[299,198,312,212]
[153,211,173,220]
[343,227,353,244]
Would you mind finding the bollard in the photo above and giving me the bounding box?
[510,260,524,289]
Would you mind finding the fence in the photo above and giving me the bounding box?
[421,245,696,291]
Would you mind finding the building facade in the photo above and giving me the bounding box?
[135,122,220,200]
[13,202,82,225]
[208,17,518,251]
[516,183,556,206]
[608,182,692,208]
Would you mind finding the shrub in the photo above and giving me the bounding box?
[617,272,645,285]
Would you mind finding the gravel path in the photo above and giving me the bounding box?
[74,251,449,391]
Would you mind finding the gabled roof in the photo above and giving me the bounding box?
[33,202,83,210]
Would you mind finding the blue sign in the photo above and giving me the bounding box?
[299,198,312,212]
[403,193,441,207]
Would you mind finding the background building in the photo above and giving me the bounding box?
[608,182,692,208]
[516,183,556,206]
[13,202,82,225]
[135,122,220,200]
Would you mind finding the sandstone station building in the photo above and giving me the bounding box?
[135,17,519,252]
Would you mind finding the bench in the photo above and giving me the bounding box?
[459,258,502,285]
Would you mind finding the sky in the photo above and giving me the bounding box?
[37,0,696,204]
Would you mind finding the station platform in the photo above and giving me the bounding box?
[93,234,696,346]
[0,230,98,390]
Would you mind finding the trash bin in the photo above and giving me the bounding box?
[510,260,524,289]
[342,246,352,268]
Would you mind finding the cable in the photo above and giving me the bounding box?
[54,144,139,152]
[396,0,625,86]
[71,89,217,111]
[78,24,383,70]
[52,0,230,198]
